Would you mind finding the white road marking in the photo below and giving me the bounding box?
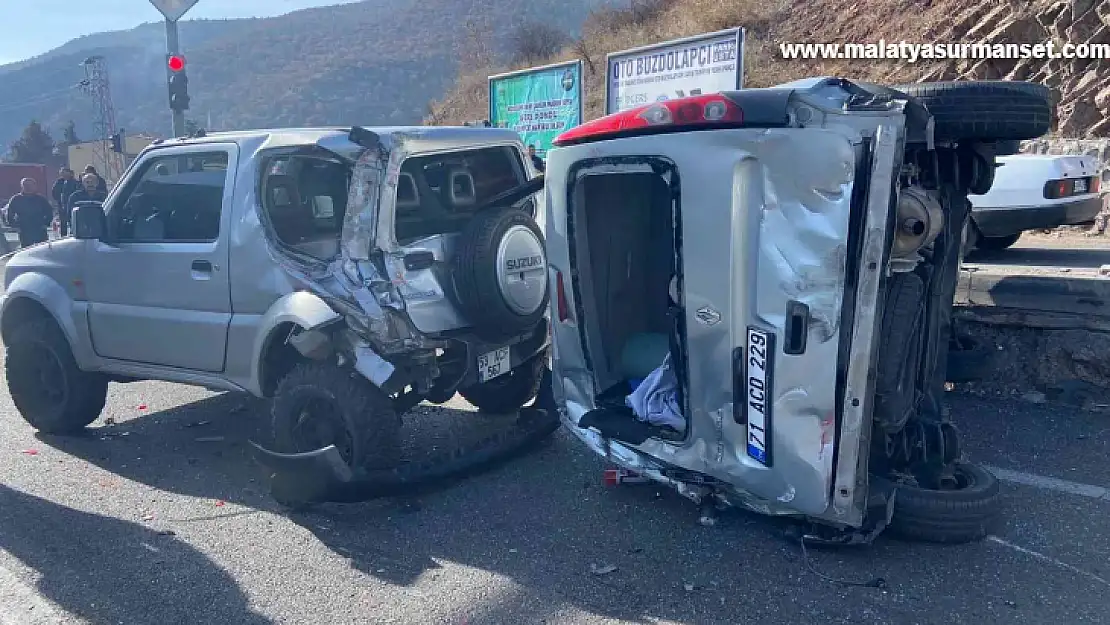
[982,465,1110,501]
[0,559,66,624]
[987,536,1110,588]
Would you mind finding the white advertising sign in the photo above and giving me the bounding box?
[605,28,745,115]
[148,0,200,22]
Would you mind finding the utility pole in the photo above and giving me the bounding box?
[78,56,122,182]
[148,0,200,137]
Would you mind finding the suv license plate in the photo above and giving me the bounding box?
[478,347,511,383]
[745,328,773,466]
[1074,178,1088,193]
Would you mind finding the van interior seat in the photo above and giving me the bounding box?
[619,332,670,381]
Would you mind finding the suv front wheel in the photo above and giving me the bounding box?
[6,318,109,434]
[458,347,549,414]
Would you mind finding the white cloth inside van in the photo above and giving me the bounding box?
[625,352,685,433]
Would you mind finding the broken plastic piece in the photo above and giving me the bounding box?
[215,500,226,507]
[137,404,148,411]
[603,468,650,486]
[20,449,38,456]
[353,344,396,387]
[589,563,618,576]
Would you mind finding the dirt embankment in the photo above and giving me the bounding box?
[428,0,1110,138]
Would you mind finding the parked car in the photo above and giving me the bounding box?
[542,78,1050,544]
[963,153,1103,255]
[1,126,552,482]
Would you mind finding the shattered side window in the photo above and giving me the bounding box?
[394,145,525,243]
[259,154,350,261]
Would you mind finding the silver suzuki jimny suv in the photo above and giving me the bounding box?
[1,126,551,475]
[543,78,1051,543]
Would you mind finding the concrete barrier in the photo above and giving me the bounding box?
[953,263,1110,410]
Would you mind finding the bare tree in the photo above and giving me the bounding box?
[509,22,570,65]
[457,13,496,68]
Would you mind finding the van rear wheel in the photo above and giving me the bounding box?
[5,318,108,434]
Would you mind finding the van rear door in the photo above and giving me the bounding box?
[546,123,879,517]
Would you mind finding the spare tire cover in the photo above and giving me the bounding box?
[452,208,549,342]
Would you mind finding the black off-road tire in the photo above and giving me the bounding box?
[271,362,402,470]
[452,208,549,343]
[896,80,1052,142]
[976,233,1022,251]
[872,462,1002,544]
[459,347,549,414]
[5,317,108,434]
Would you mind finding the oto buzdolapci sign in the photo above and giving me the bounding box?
[605,28,746,115]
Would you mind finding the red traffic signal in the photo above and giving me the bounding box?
[167,55,186,72]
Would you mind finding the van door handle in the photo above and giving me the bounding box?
[784,300,809,355]
[192,260,213,272]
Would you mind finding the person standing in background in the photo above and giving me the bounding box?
[6,178,54,248]
[50,167,80,237]
[528,144,545,172]
[67,173,108,225]
[83,165,108,193]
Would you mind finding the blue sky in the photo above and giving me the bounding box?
[0,0,360,64]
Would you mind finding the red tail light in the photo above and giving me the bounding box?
[555,270,571,322]
[553,94,744,147]
[1093,177,1101,193]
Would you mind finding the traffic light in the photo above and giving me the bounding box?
[110,130,123,153]
[167,55,190,112]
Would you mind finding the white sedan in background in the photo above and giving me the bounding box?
[964,153,1104,255]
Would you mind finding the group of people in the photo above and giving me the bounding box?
[3,165,107,248]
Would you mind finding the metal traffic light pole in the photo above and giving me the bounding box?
[165,20,185,137]
[149,1,200,137]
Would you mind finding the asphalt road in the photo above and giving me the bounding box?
[0,369,1108,625]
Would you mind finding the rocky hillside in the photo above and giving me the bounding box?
[428,0,1110,138]
[0,0,612,150]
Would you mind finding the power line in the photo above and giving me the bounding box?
[0,86,79,114]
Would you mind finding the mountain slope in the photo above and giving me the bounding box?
[429,0,1110,138]
[0,0,611,149]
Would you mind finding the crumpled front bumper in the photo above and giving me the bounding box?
[250,368,560,506]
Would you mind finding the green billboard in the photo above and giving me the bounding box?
[488,60,583,156]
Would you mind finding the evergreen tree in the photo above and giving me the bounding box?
[8,121,56,164]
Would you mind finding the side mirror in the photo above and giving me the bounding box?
[72,201,106,240]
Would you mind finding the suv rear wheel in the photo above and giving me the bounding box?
[5,318,108,434]
[458,347,549,414]
[271,362,402,470]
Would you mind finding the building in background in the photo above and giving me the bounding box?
[66,134,157,186]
